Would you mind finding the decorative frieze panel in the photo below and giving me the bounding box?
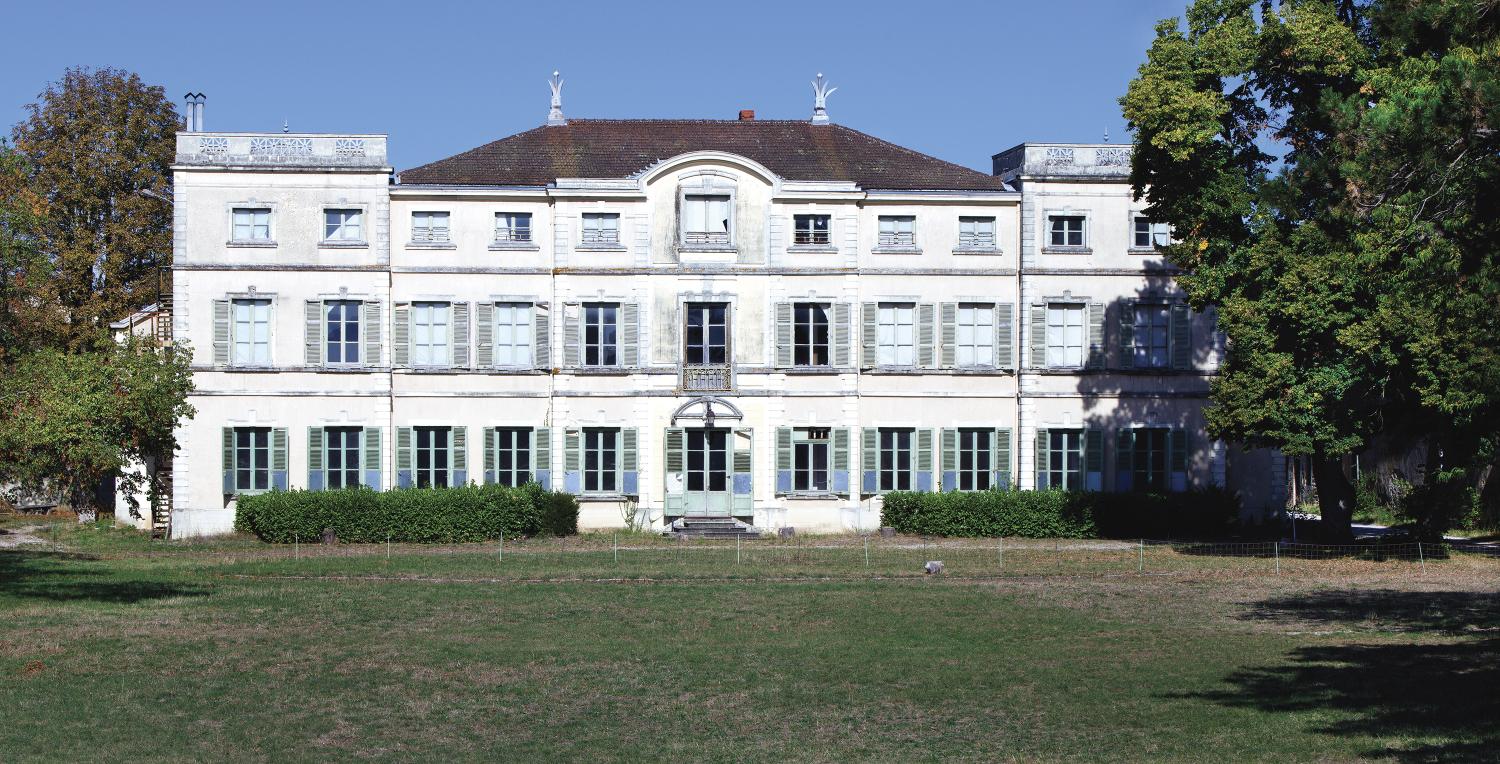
[249,137,314,156]
[1095,147,1131,167]
[1044,147,1075,165]
[198,136,229,156]
[334,138,366,158]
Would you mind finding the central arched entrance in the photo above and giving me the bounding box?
[667,397,751,517]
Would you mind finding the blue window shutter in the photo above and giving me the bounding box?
[621,428,639,495]
[363,427,382,490]
[222,427,235,495]
[1169,428,1189,492]
[861,427,879,493]
[832,428,851,494]
[664,427,685,514]
[307,426,326,491]
[271,427,288,491]
[1115,429,1135,492]
[1119,299,1137,370]
[775,427,793,494]
[1034,428,1050,489]
[915,428,934,492]
[482,426,496,484]
[940,428,958,492]
[212,299,230,366]
[1171,303,1192,370]
[732,428,753,514]
[396,427,413,488]
[451,426,468,485]
[563,429,581,493]
[994,427,1012,490]
[1084,429,1103,491]
[533,427,551,489]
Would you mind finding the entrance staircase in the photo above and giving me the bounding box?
[664,517,763,540]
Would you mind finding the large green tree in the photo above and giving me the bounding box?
[1122,0,1499,540]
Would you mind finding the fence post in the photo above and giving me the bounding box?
[614,532,618,565]
[1418,541,1426,575]
[1138,539,1144,574]
[387,533,391,560]
[864,535,870,569]
[1274,540,1280,575]
[737,534,742,566]
[295,533,300,560]
[998,536,1003,575]
[498,534,503,562]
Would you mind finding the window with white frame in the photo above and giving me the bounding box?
[879,428,914,492]
[412,211,450,243]
[1045,303,1086,367]
[1132,303,1170,369]
[492,427,532,487]
[958,216,996,248]
[494,212,532,243]
[876,303,916,366]
[957,428,993,491]
[233,427,272,493]
[1039,430,1085,489]
[793,214,831,245]
[324,300,361,365]
[1048,215,1086,247]
[877,215,916,247]
[232,298,271,365]
[410,302,451,366]
[493,302,533,367]
[794,303,830,366]
[231,208,271,241]
[1133,216,1170,249]
[325,426,363,489]
[793,427,831,492]
[324,209,363,242]
[583,427,619,493]
[682,194,731,245]
[955,303,996,367]
[583,303,619,366]
[581,213,620,245]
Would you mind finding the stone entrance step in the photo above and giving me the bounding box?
[664,517,763,540]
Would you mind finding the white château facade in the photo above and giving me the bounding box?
[137,89,1284,538]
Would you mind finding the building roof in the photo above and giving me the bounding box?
[398,119,1010,192]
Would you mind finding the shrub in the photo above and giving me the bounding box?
[881,487,1239,539]
[235,483,577,543]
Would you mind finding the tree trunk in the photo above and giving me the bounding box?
[1313,456,1356,543]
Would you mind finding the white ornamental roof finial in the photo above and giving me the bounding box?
[810,72,837,125]
[547,71,567,127]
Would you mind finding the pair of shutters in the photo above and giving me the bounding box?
[662,428,755,514]
[220,427,288,495]
[562,428,640,495]
[306,427,384,490]
[860,428,935,494]
[1114,429,1190,492]
[480,427,552,489]
[1029,301,1107,369]
[773,427,852,495]
[937,303,1016,368]
[860,303,938,368]
[1034,429,1104,491]
[939,428,1013,491]
[473,302,551,370]
[394,426,468,488]
[772,303,853,367]
[392,302,471,368]
[302,300,383,367]
[1117,301,1193,370]
[561,303,641,367]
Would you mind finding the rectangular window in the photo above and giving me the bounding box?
[958,428,993,491]
[1133,216,1170,249]
[684,303,728,365]
[494,212,532,242]
[493,427,532,487]
[876,303,916,366]
[1045,303,1085,368]
[879,428,914,492]
[583,427,619,493]
[1132,428,1169,493]
[1041,430,1084,489]
[581,213,620,245]
[877,215,916,247]
[583,303,619,366]
[232,298,271,366]
[682,194,731,245]
[411,302,451,367]
[231,208,270,241]
[793,303,831,366]
[233,427,271,492]
[958,216,996,248]
[1048,215,1085,247]
[793,214,831,245]
[493,303,533,367]
[793,427,831,492]
[412,211,450,243]
[324,209,363,242]
[325,426,363,489]
[1132,304,1169,369]
[955,303,995,367]
[324,300,361,365]
[415,426,450,488]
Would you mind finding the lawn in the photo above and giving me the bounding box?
[1,522,1497,762]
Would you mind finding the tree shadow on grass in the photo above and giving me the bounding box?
[0,549,211,605]
[1181,591,1500,762]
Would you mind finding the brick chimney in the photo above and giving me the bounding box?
[738,109,755,121]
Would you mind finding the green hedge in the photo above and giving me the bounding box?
[234,483,579,543]
[880,488,1240,539]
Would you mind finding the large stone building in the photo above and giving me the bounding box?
[136,81,1283,538]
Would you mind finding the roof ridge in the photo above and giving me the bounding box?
[568,117,813,124]
[826,124,994,181]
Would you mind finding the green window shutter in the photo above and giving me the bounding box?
[392,304,410,367]
[831,428,851,494]
[994,427,1012,490]
[451,302,471,369]
[563,303,580,367]
[482,426,497,484]
[939,303,957,367]
[915,428,934,491]
[1169,428,1189,491]
[1030,303,1046,368]
[1034,428,1050,489]
[533,427,552,488]
[1118,299,1136,370]
[917,303,937,368]
[563,429,581,493]
[307,426,325,490]
[940,428,958,492]
[362,427,382,490]
[305,300,323,367]
[664,427,685,514]
[861,427,879,493]
[621,427,639,495]
[451,426,468,485]
[995,303,1014,369]
[212,299,230,365]
[1171,303,1192,370]
[271,427,288,491]
[533,305,550,370]
[475,302,494,369]
[1115,429,1135,492]
[396,427,413,488]
[775,302,793,367]
[732,428,753,511]
[362,300,382,367]
[221,427,235,495]
[620,303,640,367]
[861,302,878,368]
[1086,301,1106,369]
[775,427,793,494]
[1084,429,1103,491]
[832,302,852,368]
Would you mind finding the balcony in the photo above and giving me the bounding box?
[681,364,733,392]
[683,231,730,246]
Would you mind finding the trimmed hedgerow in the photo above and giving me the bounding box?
[234,483,576,543]
[880,487,1239,539]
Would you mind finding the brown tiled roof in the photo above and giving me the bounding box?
[398,119,1009,192]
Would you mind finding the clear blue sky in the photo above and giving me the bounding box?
[0,0,1187,174]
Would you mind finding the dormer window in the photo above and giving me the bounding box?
[958,217,996,249]
[581,213,620,245]
[411,211,450,243]
[794,214,831,246]
[682,194,732,246]
[877,216,916,248]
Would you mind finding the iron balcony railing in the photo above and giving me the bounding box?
[878,231,915,247]
[582,228,620,245]
[494,227,532,243]
[959,231,996,248]
[681,364,733,392]
[683,231,730,245]
[793,230,831,245]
